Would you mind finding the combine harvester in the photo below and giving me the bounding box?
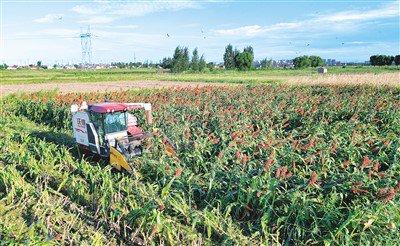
[70,101,176,172]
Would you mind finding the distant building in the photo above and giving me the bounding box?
[7,65,18,70]
[95,64,108,69]
[323,59,342,66]
[268,59,294,68]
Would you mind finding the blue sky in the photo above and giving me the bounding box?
[2,0,399,65]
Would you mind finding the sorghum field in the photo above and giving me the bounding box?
[1,84,399,245]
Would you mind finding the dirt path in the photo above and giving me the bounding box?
[0,81,235,96]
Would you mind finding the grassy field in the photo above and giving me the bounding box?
[1,85,399,245]
[1,66,399,85]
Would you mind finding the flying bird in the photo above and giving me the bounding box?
[201,29,206,39]
[166,33,170,38]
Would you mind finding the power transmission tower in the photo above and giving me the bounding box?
[80,26,92,66]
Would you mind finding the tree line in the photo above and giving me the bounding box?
[160,47,207,72]
[292,56,324,68]
[370,55,400,66]
[223,44,254,70]
[3,47,399,71]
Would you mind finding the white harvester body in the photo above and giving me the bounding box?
[70,101,156,171]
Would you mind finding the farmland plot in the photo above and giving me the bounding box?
[1,85,399,245]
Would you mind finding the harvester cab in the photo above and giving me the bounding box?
[71,101,176,172]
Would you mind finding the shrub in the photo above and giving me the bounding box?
[293,56,311,68]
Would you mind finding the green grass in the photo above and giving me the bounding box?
[1,85,399,244]
[1,66,398,85]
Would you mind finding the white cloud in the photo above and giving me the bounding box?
[321,2,398,22]
[214,1,399,37]
[215,25,264,37]
[34,14,63,23]
[71,1,201,25]
[13,28,80,38]
[110,1,200,17]
[265,22,302,31]
[181,23,200,28]
[347,41,368,45]
[79,16,115,24]
[71,5,99,15]
[37,28,80,36]
[112,25,139,29]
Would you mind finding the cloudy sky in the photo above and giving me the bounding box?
[1,0,399,65]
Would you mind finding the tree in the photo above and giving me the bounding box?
[223,44,255,70]
[386,56,394,66]
[309,56,324,67]
[371,55,395,66]
[163,46,207,72]
[395,55,400,66]
[36,60,42,68]
[260,58,272,68]
[172,46,182,72]
[0,63,8,70]
[160,57,173,69]
[370,55,377,66]
[199,54,206,71]
[235,51,253,70]
[191,48,199,71]
[182,47,190,70]
[171,46,190,72]
[293,56,311,68]
[223,44,236,69]
[376,55,384,66]
[233,48,240,68]
[243,46,254,60]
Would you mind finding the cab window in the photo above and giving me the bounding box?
[104,112,127,134]
[89,112,105,144]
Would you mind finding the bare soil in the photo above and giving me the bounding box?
[1,73,398,96]
[1,81,234,96]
